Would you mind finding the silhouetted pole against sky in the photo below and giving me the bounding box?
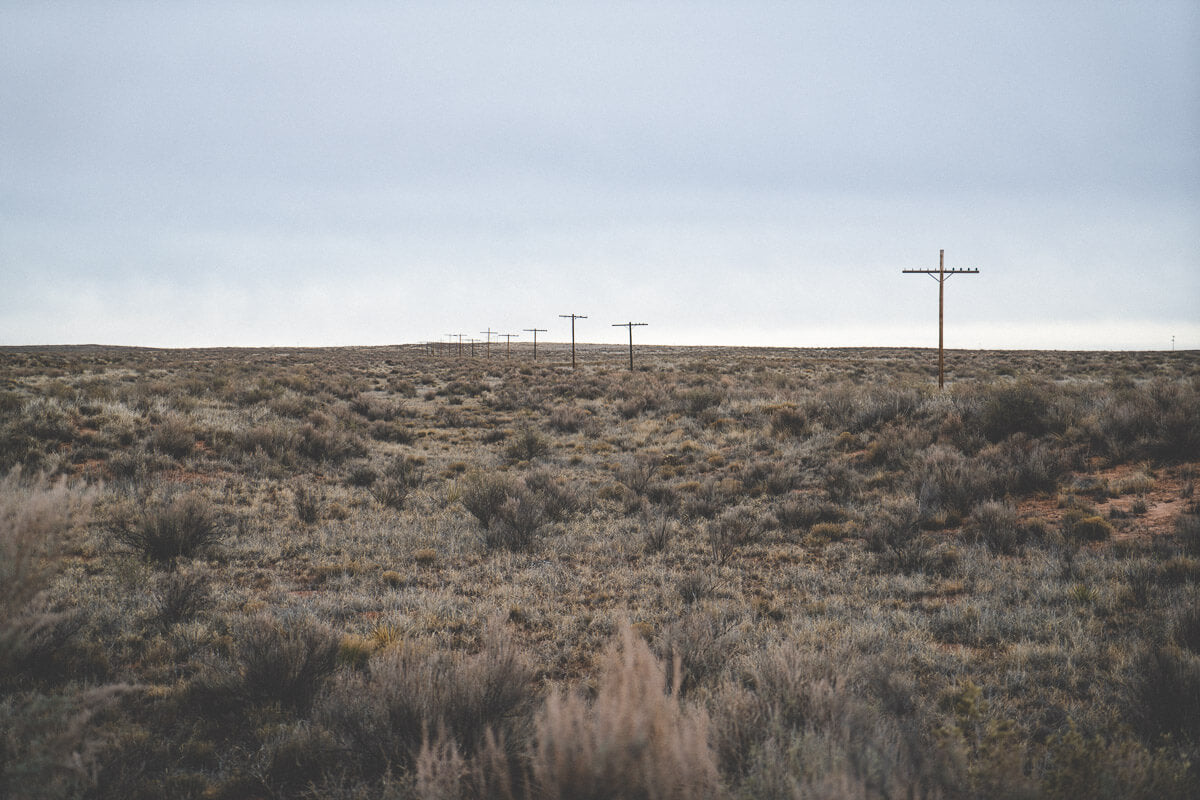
[500,333,518,356]
[454,334,464,357]
[903,249,979,389]
[467,337,480,357]
[444,334,454,357]
[523,327,548,359]
[613,321,648,370]
[559,314,587,369]
[480,328,495,359]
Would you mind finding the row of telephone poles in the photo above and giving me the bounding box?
[430,250,981,384]
[436,314,651,370]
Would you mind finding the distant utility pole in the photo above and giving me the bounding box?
[523,327,548,360]
[613,321,648,371]
[467,337,480,357]
[902,249,979,389]
[559,314,588,369]
[480,328,496,359]
[500,333,518,357]
[454,334,464,357]
[444,334,455,357]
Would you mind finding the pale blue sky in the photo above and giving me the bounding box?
[2,2,1198,349]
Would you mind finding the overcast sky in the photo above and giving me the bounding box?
[2,1,1198,350]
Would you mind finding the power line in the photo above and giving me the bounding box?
[612,321,648,371]
[902,249,980,389]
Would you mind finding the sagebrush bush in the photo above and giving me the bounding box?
[1176,513,1200,556]
[706,505,762,565]
[968,500,1025,554]
[110,492,224,568]
[319,626,534,778]
[150,414,195,458]
[461,472,515,530]
[505,424,550,462]
[150,569,212,631]
[979,380,1052,442]
[237,614,341,712]
[1135,642,1200,742]
[370,454,424,510]
[548,403,590,433]
[488,490,547,552]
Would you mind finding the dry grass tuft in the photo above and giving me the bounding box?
[530,623,721,800]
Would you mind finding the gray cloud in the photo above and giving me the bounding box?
[2,1,1197,348]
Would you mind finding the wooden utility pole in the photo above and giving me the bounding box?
[444,334,454,357]
[454,334,464,357]
[612,322,648,371]
[480,328,496,359]
[523,327,548,360]
[903,249,979,389]
[467,337,480,357]
[500,333,518,357]
[559,314,587,369]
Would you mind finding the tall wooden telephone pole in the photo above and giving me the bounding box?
[612,322,648,371]
[559,314,587,369]
[480,328,496,359]
[902,249,979,389]
[523,327,548,360]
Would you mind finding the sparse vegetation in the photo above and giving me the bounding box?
[0,343,1197,798]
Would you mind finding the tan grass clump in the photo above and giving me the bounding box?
[530,623,721,800]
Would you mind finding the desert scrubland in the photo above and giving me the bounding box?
[1,343,1198,799]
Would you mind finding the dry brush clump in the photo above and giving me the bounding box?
[529,624,721,800]
[107,491,225,569]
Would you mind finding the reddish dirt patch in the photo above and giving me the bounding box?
[1018,461,1196,542]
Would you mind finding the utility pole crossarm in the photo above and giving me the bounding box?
[902,268,979,274]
